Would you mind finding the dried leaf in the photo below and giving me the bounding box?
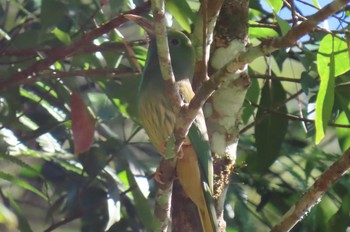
[71,91,96,154]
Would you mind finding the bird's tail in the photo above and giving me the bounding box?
[177,144,217,232]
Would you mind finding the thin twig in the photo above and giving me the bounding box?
[250,74,302,83]
[173,0,350,151]
[0,40,147,57]
[240,89,303,134]
[150,1,179,231]
[249,100,350,128]
[270,147,350,232]
[0,1,151,91]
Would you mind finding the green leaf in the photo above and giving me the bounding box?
[0,171,47,200]
[248,24,278,39]
[249,79,288,173]
[9,0,38,21]
[0,203,18,230]
[335,112,350,152]
[117,170,129,186]
[318,35,350,78]
[315,35,349,143]
[0,28,11,40]
[51,27,71,45]
[234,198,256,232]
[126,169,153,231]
[311,0,321,8]
[8,198,33,232]
[0,153,41,178]
[328,194,350,231]
[242,76,259,124]
[276,16,291,35]
[300,72,318,95]
[98,77,140,118]
[166,0,194,33]
[265,0,283,13]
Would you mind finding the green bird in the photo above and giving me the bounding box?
[138,29,217,232]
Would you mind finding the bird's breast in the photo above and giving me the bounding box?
[138,89,176,153]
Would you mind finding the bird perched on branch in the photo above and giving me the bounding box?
[138,29,217,232]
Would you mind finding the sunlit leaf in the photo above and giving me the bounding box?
[265,0,283,13]
[0,203,18,230]
[51,27,71,45]
[318,35,350,78]
[166,0,194,33]
[315,35,350,143]
[311,0,321,8]
[249,26,278,39]
[0,28,11,40]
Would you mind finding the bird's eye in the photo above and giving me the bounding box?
[170,38,180,46]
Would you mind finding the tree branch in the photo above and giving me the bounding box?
[173,0,350,153]
[0,1,151,91]
[0,40,147,57]
[43,68,139,80]
[270,147,350,232]
[149,0,182,231]
[151,0,182,110]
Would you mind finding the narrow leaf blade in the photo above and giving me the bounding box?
[249,80,288,173]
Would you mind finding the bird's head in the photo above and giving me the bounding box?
[167,30,195,81]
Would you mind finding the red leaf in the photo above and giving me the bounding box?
[71,92,96,155]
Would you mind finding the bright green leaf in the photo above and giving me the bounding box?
[118,170,129,186]
[51,27,71,45]
[265,0,283,13]
[335,112,350,152]
[318,35,350,78]
[166,0,195,33]
[0,28,11,40]
[315,35,349,143]
[311,0,321,8]
[249,25,278,39]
